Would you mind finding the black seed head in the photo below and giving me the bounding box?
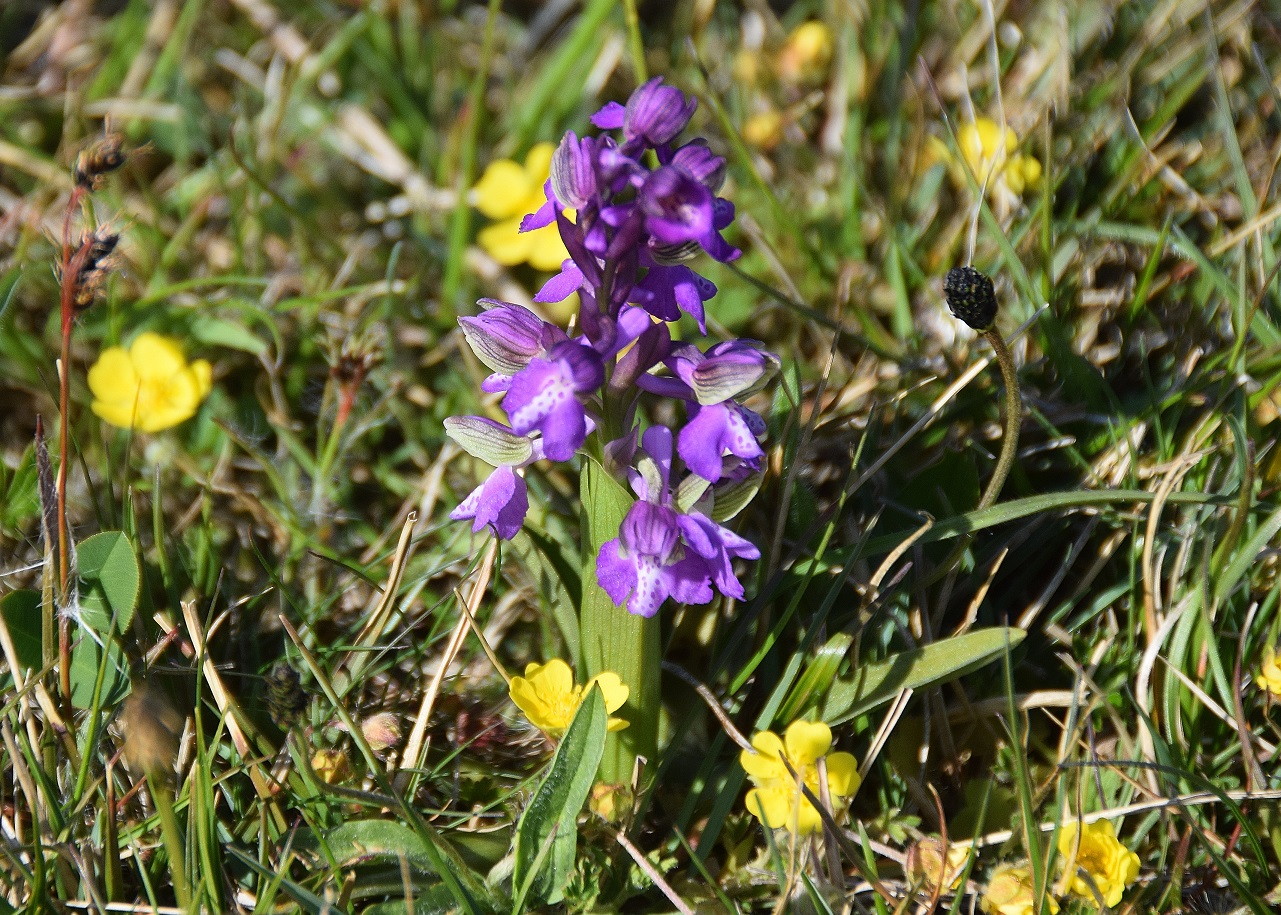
[73,133,126,190]
[943,266,998,331]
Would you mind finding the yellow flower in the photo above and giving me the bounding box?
[1057,819,1140,908]
[473,142,568,272]
[739,719,859,835]
[508,659,629,736]
[982,864,1060,915]
[933,117,1042,198]
[1256,645,1281,697]
[776,21,835,86]
[87,332,212,432]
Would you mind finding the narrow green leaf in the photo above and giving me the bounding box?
[513,686,607,906]
[1214,505,1281,605]
[777,632,853,724]
[819,628,1026,725]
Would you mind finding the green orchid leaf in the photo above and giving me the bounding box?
[513,685,607,906]
[820,627,1026,725]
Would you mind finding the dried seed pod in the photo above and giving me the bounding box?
[64,229,121,311]
[73,133,127,189]
[943,265,998,331]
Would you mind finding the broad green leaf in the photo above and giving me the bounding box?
[513,686,607,906]
[188,314,267,356]
[819,627,1025,726]
[77,531,140,634]
[0,590,43,672]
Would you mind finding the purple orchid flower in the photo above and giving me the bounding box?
[460,300,567,393]
[677,511,760,600]
[445,416,545,540]
[451,465,529,540]
[503,340,604,461]
[663,340,777,482]
[596,501,712,617]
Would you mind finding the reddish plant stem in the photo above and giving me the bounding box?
[56,184,86,705]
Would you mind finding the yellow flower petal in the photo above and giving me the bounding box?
[526,659,574,693]
[1256,645,1281,697]
[128,331,189,381]
[525,223,569,272]
[744,785,792,829]
[478,218,534,266]
[783,719,832,765]
[88,333,209,432]
[473,160,532,219]
[1058,820,1140,907]
[824,751,860,797]
[87,346,139,407]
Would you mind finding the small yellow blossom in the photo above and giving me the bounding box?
[508,659,629,736]
[739,719,859,835]
[982,864,1060,915]
[1057,819,1140,908]
[777,21,835,86]
[933,117,1042,199]
[1256,645,1281,697]
[87,332,211,432]
[473,142,568,272]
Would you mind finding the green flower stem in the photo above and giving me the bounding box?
[976,326,1022,512]
[147,770,191,910]
[580,462,659,788]
[932,326,1021,584]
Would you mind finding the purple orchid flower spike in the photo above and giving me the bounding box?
[503,340,604,461]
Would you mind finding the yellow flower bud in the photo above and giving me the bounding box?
[906,836,970,893]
